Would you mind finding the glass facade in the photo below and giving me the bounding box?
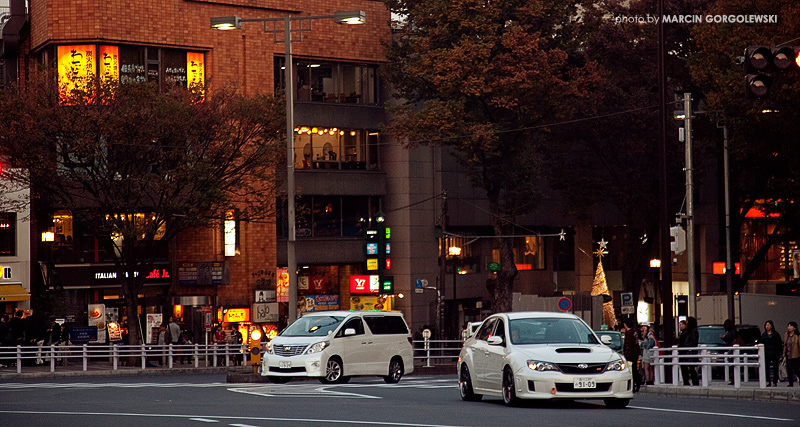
[277,196,379,238]
[275,58,379,105]
[294,127,379,170]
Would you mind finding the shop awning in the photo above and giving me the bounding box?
[0,284,30,302]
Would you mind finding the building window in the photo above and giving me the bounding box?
[0,213,16,256]
[275,58,380,105]
[278,196,377,238]
[293,127,379,170]
[491,235,546,271]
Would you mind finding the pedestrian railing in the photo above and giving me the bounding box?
[413,339,463,367]
[651,344,766,388]
[0,342,252,374]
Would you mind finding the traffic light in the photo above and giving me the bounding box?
[249,327,262,366]
[670,226,686,255]
[744,45,800,98]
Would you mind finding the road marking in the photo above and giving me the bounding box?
[0,382,238,389]
[0,411,465,427]
[189,418,219,423]
[229,384,381,399]
[629,406,794,422]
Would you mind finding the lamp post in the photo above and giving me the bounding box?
[212,11,366,324]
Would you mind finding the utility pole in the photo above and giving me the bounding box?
[722,124,735,321]
[438,190,447,340]
[683,93,696,317]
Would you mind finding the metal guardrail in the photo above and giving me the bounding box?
[412,339,463,367]
[652,344,766,388]
[0,342,252,373]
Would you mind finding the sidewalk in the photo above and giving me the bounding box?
[638,382,800,403]
[0,359,240,380]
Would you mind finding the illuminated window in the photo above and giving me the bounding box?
[0,213,16,256]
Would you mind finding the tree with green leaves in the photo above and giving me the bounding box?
[0,72,284,345]
[382,0,606,312]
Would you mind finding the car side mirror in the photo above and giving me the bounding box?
[600,335,613,344]
[487,336,504,345]
[344,328,356,336]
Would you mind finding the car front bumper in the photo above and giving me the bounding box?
[511,366,634,400]
[260,353,325,378]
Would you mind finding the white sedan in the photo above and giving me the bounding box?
[458,311,634,408]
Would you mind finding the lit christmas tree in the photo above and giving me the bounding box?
[591,240,616,327]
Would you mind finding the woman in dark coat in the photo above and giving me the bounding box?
[761,320,783,387]
[678,316,700,386]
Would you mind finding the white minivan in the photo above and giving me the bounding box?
[261,311,414,384]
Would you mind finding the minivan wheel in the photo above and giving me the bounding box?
[320,357,345,384]
[502,367,520,407]
[383,357,404,383]
[459,364,482,401]
[267,376,291,384]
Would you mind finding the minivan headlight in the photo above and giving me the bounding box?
[265,342,275,354]
[305,341,330,354]
[606,358,627,371]
[527,360,560,371]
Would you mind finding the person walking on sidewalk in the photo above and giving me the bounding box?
[622,318,642,392]
[678,317,700,386]
[761,320,783,387]
[639,321,657,385]
[784,321,800,387]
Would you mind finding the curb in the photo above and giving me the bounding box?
[638,384,800,404]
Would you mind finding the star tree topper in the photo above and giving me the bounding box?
[595,238,608,258]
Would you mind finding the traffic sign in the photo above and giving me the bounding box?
[487,262,500,272]
[621,292,633,306]
[557,297,572,311]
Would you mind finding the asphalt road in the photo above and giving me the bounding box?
[0,374,798,427]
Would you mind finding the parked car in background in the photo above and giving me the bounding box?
[458,312,633,408]
[697,324,761,379]
[596,330,623,355]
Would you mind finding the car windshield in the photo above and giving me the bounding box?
[698,327,726,345]
[281,315,346,337]
[509,317,599,345]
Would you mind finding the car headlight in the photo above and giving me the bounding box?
[527,360,560,372]
[304,341,330,354]
[265,342,275,354]
[606,358,627,371]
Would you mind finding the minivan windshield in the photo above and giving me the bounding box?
[281,315,346,337]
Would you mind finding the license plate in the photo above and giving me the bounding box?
[573,377,596,389]
[279,361,292,369]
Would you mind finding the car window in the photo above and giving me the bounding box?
[476,318,497,341]
[494,319,505,342]
[363,315,409,335]
[336,317,365,337]
[698,327,726,345]
[509,317,598,345]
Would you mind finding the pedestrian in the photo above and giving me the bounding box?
[230,326,244,366]
[622,318,642,392]
[720,319,741,385]
[167,317,181,345]
[678,317,700,386]
[0,315,10,367]
[9,310,25,346]
[213,325,228,366]
[784,321,800,387]
[761,320,783,387]
[157,323,168,366]
[46,317,62,365]
[179,329,194,365]
[639,321,657,385]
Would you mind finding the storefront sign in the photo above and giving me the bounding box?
[57,45,95,103]
[54,263,172,288]
[69,327,98,343]
[178,262,228,285]
[186,52,205,92]
[253,303,279,323]
[276,268,288,302]
[98,45,119,85]
[349,275,380,294]
[299,295,340,313]
[146,314,162,344]
[350,295,391,311]
[223,308,250,323]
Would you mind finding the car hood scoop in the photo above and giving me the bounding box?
[555,347,592,353]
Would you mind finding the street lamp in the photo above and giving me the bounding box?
[211,11,366,324]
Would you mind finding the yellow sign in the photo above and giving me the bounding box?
[350,296,392,311]
[57,45,96,103]
[223,308,250,323]
[98,45,119,85]
[276,267,288,302]
[186,52,205,94]
[366,259,379,271]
